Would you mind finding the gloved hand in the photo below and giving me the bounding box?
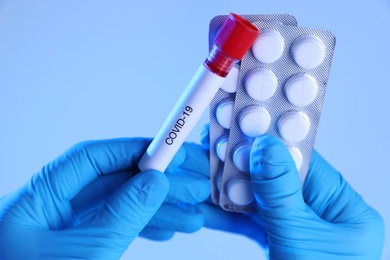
[0,138,210,259]
[139,140,210,240]
[70,139,210,241]
[201,134,385,259]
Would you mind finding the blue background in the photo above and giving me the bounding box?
[1,1,389,259]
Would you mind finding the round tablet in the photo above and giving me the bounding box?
[216,135,228,162]
[233,142,252,172]
[220,65,239,93]
[278,111,310,143]
[252,29,285,64]
[291,35,326,69]
[226,177,254,206]
[216,98,234,129]
[285,73,318,107]
[287,146,303,171]
[239,106,271,138]
[245,68,278,101]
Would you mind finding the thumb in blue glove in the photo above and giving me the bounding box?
[0,138,169,259]
[250,135,384,259]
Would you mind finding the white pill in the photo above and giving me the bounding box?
[216,135,228,162]
[285,73,318,107]
[245,68,278,101]
[278,111,310,143]
[226,177,254,206]
[216,98,234,129]
[239,106,271,138]
[233,142,252,172]
[252,29,285,64]
[291,35,326,69]
[287,146,303,171]
[220,65,239,93]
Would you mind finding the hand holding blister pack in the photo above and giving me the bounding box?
[208,15,336,212]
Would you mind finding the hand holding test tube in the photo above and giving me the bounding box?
[138,13,259,172]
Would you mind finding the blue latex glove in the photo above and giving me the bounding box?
[0,138,210,259]
[70,139,210,241]
[201,134,384,259]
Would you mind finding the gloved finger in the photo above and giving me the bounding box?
[139,226,175,241]
[71,168,210,222]
[250,135,306,216]
[72,167,210,226]
[198,202,268,248]
[250,135,329,255]
[250,135,305,210]
[167,141,209,178]
[70,171,133,223]
[38,138,151,204]
[90,170,169,245]
[304,150,384,225]
[145,203,204,233]
[164,171,210,204]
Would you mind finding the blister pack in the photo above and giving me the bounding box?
[208,14,298,205]
[209,16,336,213]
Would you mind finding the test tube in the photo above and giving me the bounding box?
[138,13,259,172]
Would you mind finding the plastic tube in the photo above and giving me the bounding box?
[138,13,259,172]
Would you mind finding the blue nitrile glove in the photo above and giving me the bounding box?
[70,140,210,241]
[249,135,384,259]
[0,138,210,259]
[200,132,384,259]
[139,141,210,240]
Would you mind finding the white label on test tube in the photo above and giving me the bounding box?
[138,65,225,172]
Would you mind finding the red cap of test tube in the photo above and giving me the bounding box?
[205,13,259,77]
[214,13,259,61]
